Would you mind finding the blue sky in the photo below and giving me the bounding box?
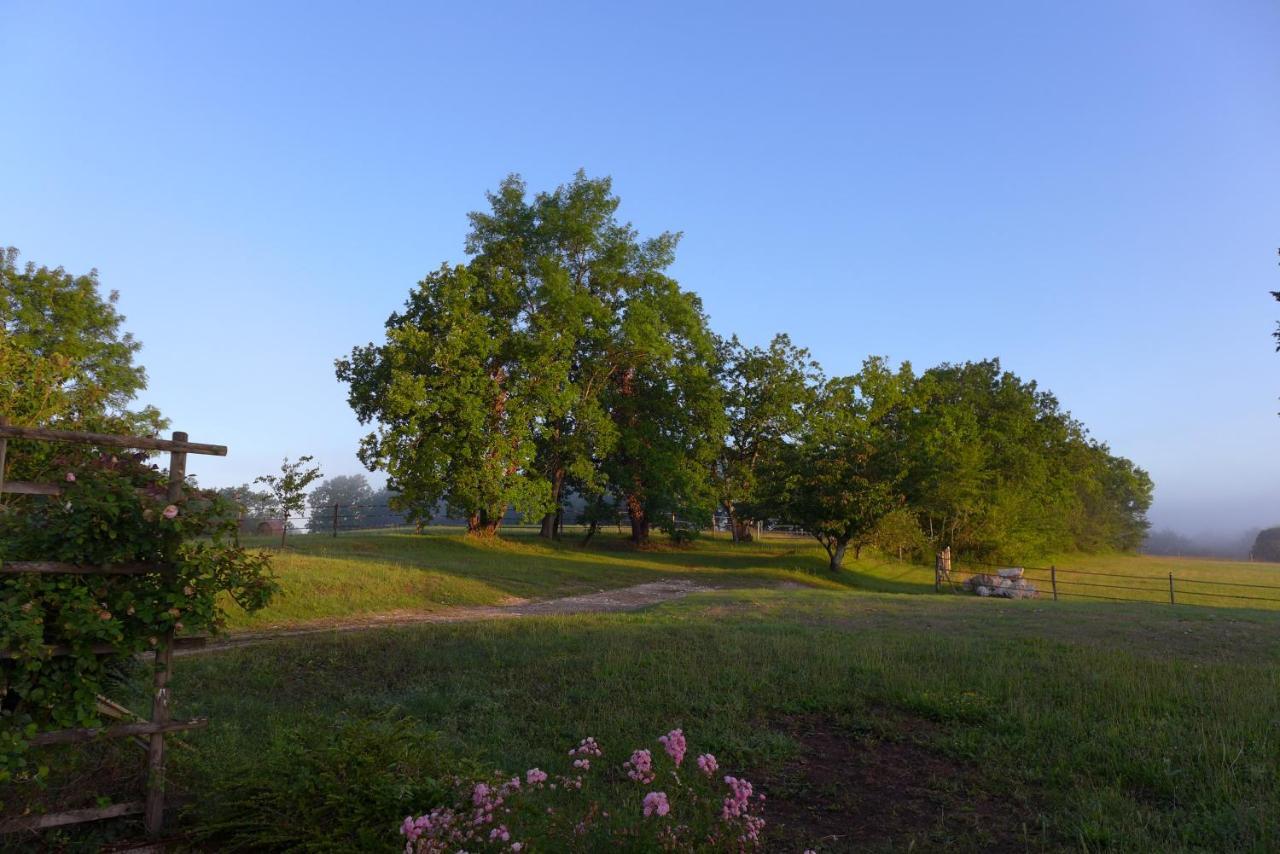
[2,1,1278,534]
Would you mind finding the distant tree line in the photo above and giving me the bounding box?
[336,172,1153,568]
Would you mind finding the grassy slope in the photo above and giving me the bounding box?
[164,587,1280,852]
[226,529,1280,629]
[223,529,854,629]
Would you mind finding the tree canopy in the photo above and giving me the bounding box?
[336,172,1152,557]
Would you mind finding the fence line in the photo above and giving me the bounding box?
[942,555,1280,609]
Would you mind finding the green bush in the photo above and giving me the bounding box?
[187,713,470,852]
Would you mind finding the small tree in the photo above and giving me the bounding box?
[255,456,323,547]
[763,358,914,571]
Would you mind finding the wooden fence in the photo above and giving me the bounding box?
[0,421,227,840]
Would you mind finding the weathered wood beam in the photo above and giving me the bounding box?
[0,801,144,834]
[0,426,225,457]
[28,717,207,747]
[0,480,62,496]
[0,636,207,660]
[0,561,170,575]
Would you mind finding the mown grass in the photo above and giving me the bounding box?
[225,528,1280,629]
[149,588,1280,851]
[222,528,858,629]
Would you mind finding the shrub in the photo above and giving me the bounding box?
[0,453,278,788]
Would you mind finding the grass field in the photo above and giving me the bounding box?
[157,586,1280,851]
[18,532,1280,852]
[224,528,1280,630]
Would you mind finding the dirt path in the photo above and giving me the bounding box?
[180,579,712,657]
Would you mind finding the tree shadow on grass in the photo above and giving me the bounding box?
[250,528,948,608]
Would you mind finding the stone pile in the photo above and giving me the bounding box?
[965,566,1037,599]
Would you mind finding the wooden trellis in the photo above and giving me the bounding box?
[0,422,227,839]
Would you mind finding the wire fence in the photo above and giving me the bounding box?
[940,556,1280,610]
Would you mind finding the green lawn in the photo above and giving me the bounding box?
[222,528,859,630]
[21,533,1280,851]
[224,528,1280,630]
[155,587,1280,851]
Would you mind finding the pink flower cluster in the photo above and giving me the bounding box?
[402,728,768,852]
[624,748,655,783]
[643,791,671,818]
[568,736,603,758]
[658,728,686,766]
[721,775,766,845]
[402,777,525,853]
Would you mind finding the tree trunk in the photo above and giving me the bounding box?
[627,494,649,544]
[467,509,501,537]
[733,519,754,542]
[580,520,598,547]
[539,468,566,538]
[829,541,848,571]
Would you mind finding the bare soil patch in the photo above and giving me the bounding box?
[761,715,1044,852]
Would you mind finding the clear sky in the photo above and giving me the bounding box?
[2,1,1278,535]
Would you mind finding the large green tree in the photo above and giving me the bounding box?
[0,248,163,433]
[899,359,1151,558]
[763,358,915,571]
[337,264,548,535]
[465,173,675,538]
[1,248,166,482]
[716,333,822,541]
[603,276,725,544]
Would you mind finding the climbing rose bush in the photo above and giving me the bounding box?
[401,728,766,852]
[0,452,278,786]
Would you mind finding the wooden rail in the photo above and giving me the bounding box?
[0,561,170,576]
[0,636,208,660]
[0,425,225,456]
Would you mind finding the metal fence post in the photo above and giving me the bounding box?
[1168,572,1175,605]
[1050,565,1058,601]
[332,503,339,537]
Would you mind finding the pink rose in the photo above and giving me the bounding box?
[162,504,178,519]
[65,472,76,482]
[643,791,670,818]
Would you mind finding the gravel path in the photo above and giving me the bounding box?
[178,579,712,657]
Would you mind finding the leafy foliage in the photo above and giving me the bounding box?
[338,264,548,535]
[899,359,1153,559]
[716,334,821,541]
[255,456,324,543]
[0,247,166,447]
[0,454,277,788]
[763,358,915,570]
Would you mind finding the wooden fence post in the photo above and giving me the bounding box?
[934,552,941,593]
[0,415,8,499]
[145,431,187,837]
[332,503,340,538]
[1168,572,1175,605]
[1050,565,1058,601]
